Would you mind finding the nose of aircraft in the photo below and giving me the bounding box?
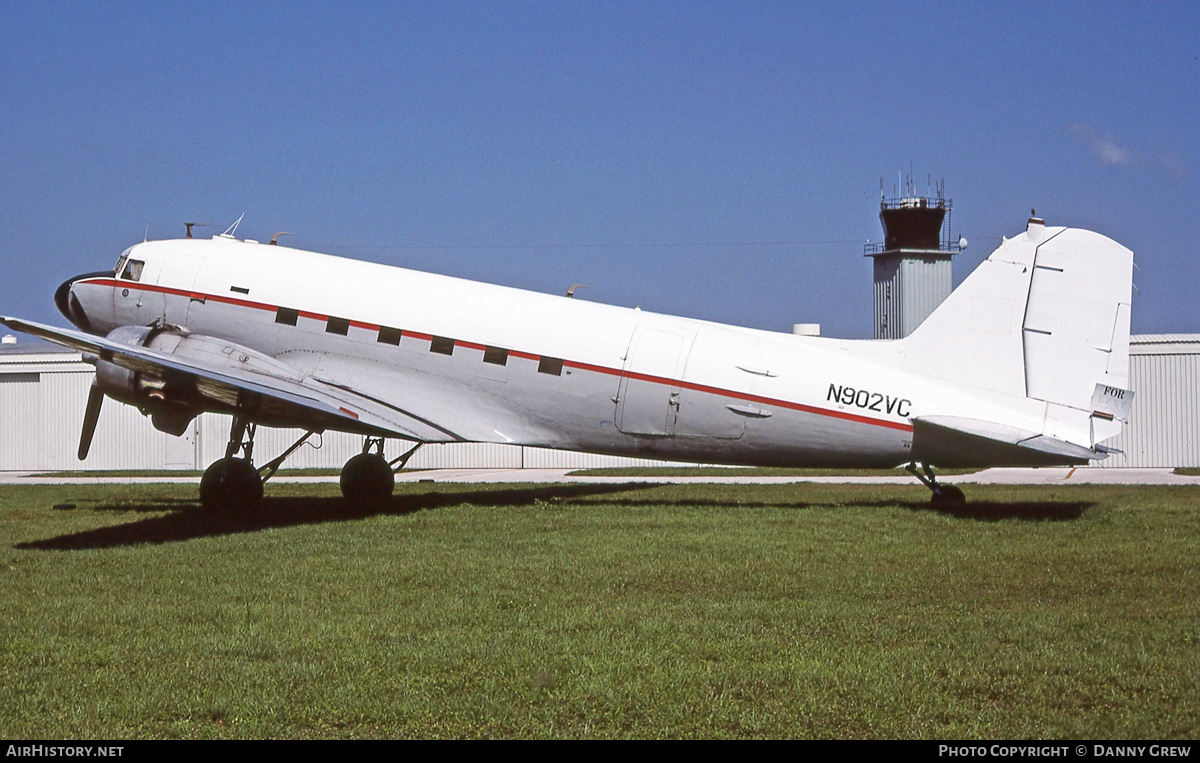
[55,272,108,332]
[54,277,75,322]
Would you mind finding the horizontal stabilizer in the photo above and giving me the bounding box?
[911,415,1104,468]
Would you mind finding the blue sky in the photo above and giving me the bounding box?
[2,1,1196,338]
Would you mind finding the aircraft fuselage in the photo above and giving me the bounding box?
[55,234,1051,469]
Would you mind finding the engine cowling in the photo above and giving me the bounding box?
[93,326,201,436]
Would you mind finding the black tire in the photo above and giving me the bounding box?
[931,483,966,509]
[200,457,263,512]
[340,453,395,507]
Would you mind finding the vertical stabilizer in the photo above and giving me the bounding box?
[902,222,1133,446]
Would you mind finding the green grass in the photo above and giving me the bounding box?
[1175,467,1200,476]
[567,466,979,477]
[1,481,1196,739]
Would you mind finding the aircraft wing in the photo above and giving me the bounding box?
[911,415,1105,468]
[0,316,458,442]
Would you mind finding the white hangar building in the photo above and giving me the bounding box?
[0,333,1195,472]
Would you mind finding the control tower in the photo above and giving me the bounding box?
[863,178,962,339]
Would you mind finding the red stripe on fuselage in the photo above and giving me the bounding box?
[82,276,915,434]
[562,360,913,432]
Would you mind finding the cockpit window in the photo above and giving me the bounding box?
[121,259,145,281]
[113,253,128,275]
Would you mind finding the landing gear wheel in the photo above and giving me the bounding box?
[931,484,966,509]
[200,457,263,512]
[340,453,395,507]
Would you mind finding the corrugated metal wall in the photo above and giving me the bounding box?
[872,254,952,339]
[1093,336,1199,468]
[0,372,43,469]
[30,370,200,471]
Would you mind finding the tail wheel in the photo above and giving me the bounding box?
[200,457,263,512]
[340,453,395,507]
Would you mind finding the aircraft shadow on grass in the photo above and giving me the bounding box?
[18,484,1091,551]
[899,499,1092,522]
[18,483,657,550]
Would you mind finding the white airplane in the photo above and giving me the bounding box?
[2,215,1134,510]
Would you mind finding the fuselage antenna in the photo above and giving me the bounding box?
[269,232,294,246]
[222,213,245,238]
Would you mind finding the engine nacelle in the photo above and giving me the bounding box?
[94,326,201,435]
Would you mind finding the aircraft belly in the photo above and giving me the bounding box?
[567,414,910,467]
[737,407,910,467]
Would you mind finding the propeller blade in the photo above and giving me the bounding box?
[78,379,104,461]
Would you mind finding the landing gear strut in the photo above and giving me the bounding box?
[199,418,318,512]
[906,462,966,509]
[200,416,262,512]
[197,421,423,513]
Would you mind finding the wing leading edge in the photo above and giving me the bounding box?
[0,316,457,443]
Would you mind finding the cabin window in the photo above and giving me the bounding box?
[121,260,144,282]
[275,307,299,326]
[430,336,455,355]
[230,286,250,295]
[377,326,403,345]
[538,357,563,376]
[483,346,508,365]
[326,317,350,335]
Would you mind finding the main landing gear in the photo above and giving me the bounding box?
[340,438,424,507]
[200,416,266,512]
[198,417,423,512]
[906,462,966,509]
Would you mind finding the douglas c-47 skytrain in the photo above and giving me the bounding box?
[2,215,1134,510]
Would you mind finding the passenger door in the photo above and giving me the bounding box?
[616,327,691,436]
